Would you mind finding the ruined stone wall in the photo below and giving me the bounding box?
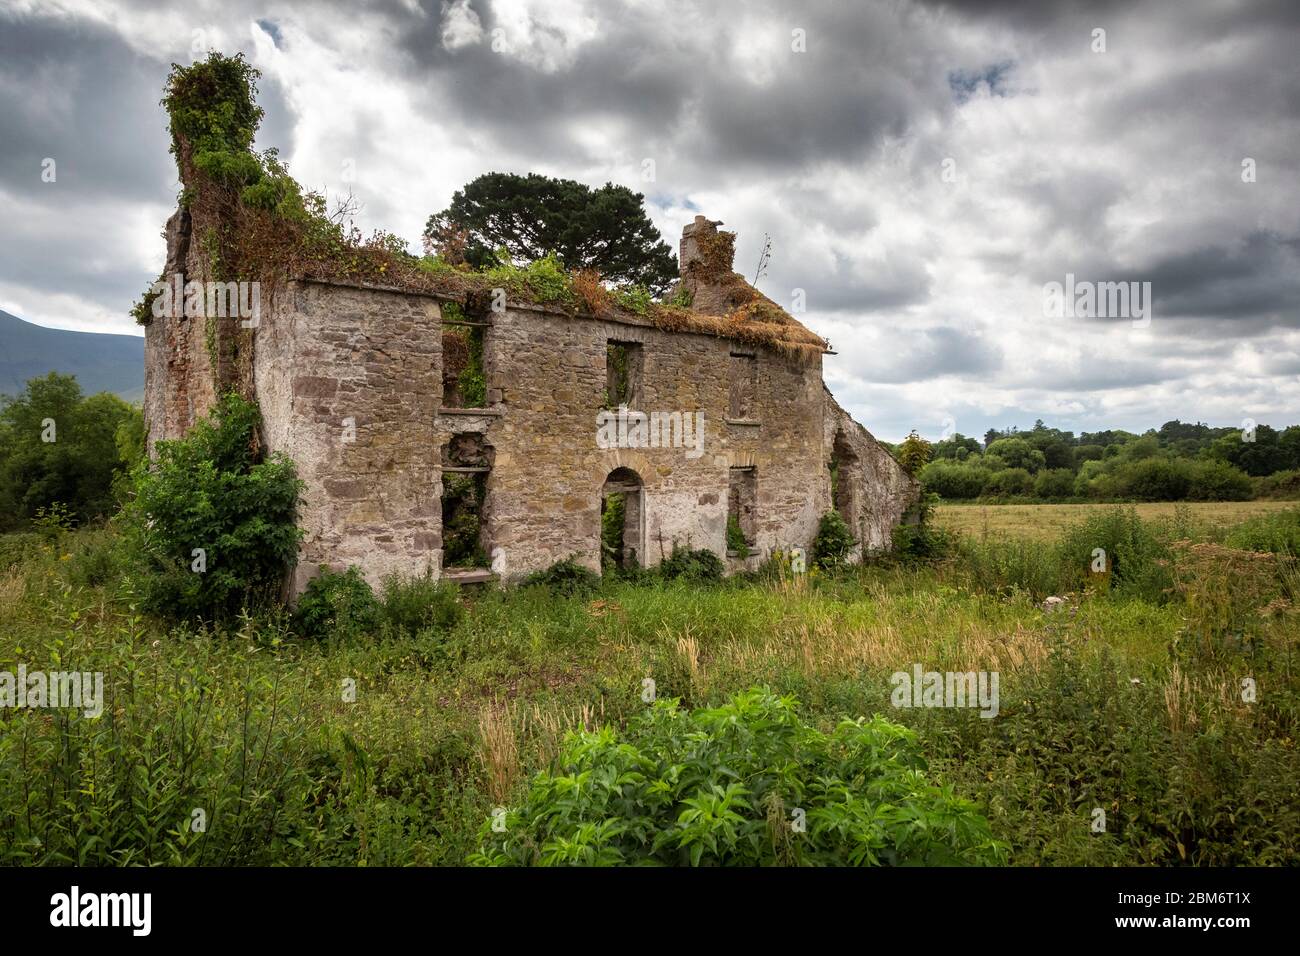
[256,281,444,595]
[480,302,827,580]
[143,208,222,452]
[822,386,920,554]
[142,206,257,452]
[235,281,832,590]
[145,262,913,596]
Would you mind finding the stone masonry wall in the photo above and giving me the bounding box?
[481,302,827,581]
[144,230,915,596]
[823,386,920,554]
[256,281,444,595]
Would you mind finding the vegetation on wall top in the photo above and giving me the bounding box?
[136,52,827,361]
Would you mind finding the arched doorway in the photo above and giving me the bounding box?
[601,467,644,574]
[830,430,860,532]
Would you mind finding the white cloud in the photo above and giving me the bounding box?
[2,0,1297,439]
[440,0,484,51]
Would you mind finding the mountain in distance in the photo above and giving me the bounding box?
[0,309,144,403]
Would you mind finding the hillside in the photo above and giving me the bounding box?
[0,310,144,403]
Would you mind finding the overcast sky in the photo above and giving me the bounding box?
[2,0,1297,441]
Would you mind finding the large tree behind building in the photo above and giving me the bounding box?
[424,172,679,294]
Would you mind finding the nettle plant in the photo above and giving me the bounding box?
[470,688,1005,866]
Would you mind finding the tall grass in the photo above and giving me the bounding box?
[0,506,1297,865]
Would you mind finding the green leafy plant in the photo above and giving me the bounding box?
[658,545,724,582]
[891,493,952,562]
[380,574,463,634]
[601,493,627,569]
[812,510,855,570]
[484,253,574,305]
[125,392,303,621]
[612,283,653,315]
[895,430,933,476]
[1055,506,1173,600]
[470,688,1006,866]
[726,515,750,558]
[293,566,381,639]
[441,472,487,568]
[666,285,694,308]
[1223,505,1300,555]
[521,557,600,596]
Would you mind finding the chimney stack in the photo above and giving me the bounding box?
[679,214,724,279]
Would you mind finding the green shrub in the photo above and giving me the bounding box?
[32,503,75,542]
[658,545,724,582]
[612,283,653,315]
[1186,459,1252,501]
[812,510,856,570]
[1033,468,1076,499]
[891,494,953,563]
[982,467,1032,497]
[1253,469,1300,500]
[484,252,574,305]
[377,574,462,635]
[441,472,487,568]
[952,534,1062,599]
[726,515,750,558]
[0,531,42,571]
[1116,457,1192,501]
[1056,506,1172,599]
[470,688,1005,866]
[666,285,693,308]
[919,460,986,500]
[294,566,381,639]
[601,493,626,570]
[64,526,130,590]
[520,556,601,596]
[125,392,303,622]
[441,305,486,408]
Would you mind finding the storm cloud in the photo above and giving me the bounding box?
[1,0,1296,439]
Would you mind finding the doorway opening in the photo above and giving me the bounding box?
[601,467,644,574]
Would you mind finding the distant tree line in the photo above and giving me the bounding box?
[901,419,1300,502]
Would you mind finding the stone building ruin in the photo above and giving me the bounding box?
[144,200,918,594]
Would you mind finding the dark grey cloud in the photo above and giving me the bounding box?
[1042,232,1300,332]
[0,0,1295,438]
[0,16,174,202]
[1013,356,1182,393]
[828,326,1002,385]
[379,0,962,184]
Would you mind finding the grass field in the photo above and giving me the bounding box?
[1,503,1298,866]
[936,499,1298,540]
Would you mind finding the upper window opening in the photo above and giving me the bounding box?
[729,352,757,419]
[442,300,487,409]
[605,341,644,409]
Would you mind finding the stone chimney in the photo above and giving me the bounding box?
[679,214,726,279]
[675,214,750,315]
